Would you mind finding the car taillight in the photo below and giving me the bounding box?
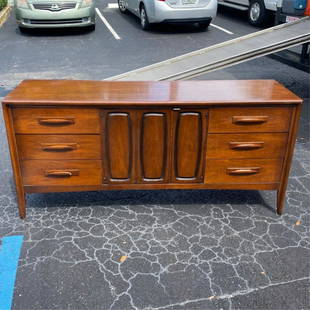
[305,0,310,15]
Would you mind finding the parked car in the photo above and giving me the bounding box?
[118,0,218,31]
[15,0,95,32]
[218,0,276,25]
[218,0,308,26]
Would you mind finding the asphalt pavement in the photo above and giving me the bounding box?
[0,2,309,310]
[0,3,257,93]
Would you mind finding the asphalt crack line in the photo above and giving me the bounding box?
[151,276,310,310]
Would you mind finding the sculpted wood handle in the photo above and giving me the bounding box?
[232,116,269,124]
[229,142,264,150]
[38,118,75,126]
[41,143,77,152]
[45,169,80,177]
[227,167,261,175]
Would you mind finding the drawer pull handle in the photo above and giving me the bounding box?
[38,118,75,126]
[45,169,80,177]
[229,142,264,150]
[232,116,269,124]
[227,167,261,175]
[41,143,77,152]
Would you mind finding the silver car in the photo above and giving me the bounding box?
[15,0,95,32]
[118,0,217,30]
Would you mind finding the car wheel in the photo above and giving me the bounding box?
[197,20,211,31]
[140,5,150,31]
[248,0,270,26]
[118,0,127,13]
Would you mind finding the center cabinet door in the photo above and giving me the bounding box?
[102,110,136,183]
[102,108,208,184]
[171,108,208,183]
[136,110,171,183]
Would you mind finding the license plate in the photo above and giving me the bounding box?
[182,0,197,4]
[286,16,300,22]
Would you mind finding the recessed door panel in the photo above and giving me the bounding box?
[104,112,134,183]
[138,112,170,182]
[172,110,208,183]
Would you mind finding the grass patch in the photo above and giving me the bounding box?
[0,0,8,11]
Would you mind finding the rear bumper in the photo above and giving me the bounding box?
[15,6,95,28]
[150,0,217,23]
[162,17,212,23]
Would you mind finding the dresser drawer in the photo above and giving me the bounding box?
[208,107,292,133]
[206,133,288,159]
[13,108,100,134]
[16,135,101,160]
[21,160,102,186]
[204,159,283,184]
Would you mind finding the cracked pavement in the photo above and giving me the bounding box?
[0,17,309,307]
[0,94,309,309]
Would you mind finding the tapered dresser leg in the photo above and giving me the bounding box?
[17,190,26,219]
[2,105,26,219]
[276,105,302,216]
[276,189,285,215]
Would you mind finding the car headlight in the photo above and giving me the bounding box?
[80,0,93,8]
[16,0,30,9]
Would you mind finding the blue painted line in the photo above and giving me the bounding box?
[0,236,23,310]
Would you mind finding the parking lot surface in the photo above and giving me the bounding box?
[0,3,258,93]
[0,2,310,309]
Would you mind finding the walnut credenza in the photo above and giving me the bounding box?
[2,80,302,218]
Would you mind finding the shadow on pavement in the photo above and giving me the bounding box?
[26,188,275,213]
[17,26,95,37]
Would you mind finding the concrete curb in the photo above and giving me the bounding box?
[0,5,11,27]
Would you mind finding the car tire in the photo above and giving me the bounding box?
[140,5,151,31]
[197,20,211,31]
[248,0,270,26]
[118,0,128,14]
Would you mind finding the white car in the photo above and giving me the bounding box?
[218,0,278,25]
[118,0,218,31]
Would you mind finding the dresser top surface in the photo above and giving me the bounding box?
[3,79,302,106]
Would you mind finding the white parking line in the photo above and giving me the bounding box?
[108,3,118,9]
[104,3,233,35]
[210,23,234,35]
[95,7,121,40]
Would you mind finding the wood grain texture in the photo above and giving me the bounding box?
[3,80,302,106]
[171,109,208,183]
[13,107,100,134]
[204,159,283,184]
[16,135,101,160]
[21,160,102,186]
[1,80,303,218]
[23,182,279,193]
[277,104,302,214]
[103,111,134,183]
[2,105,26,218]
[206,133,288,159]
[137,111,170,183]
[208,107,292,133]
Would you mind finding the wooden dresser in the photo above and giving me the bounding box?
[2,80,302,218]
